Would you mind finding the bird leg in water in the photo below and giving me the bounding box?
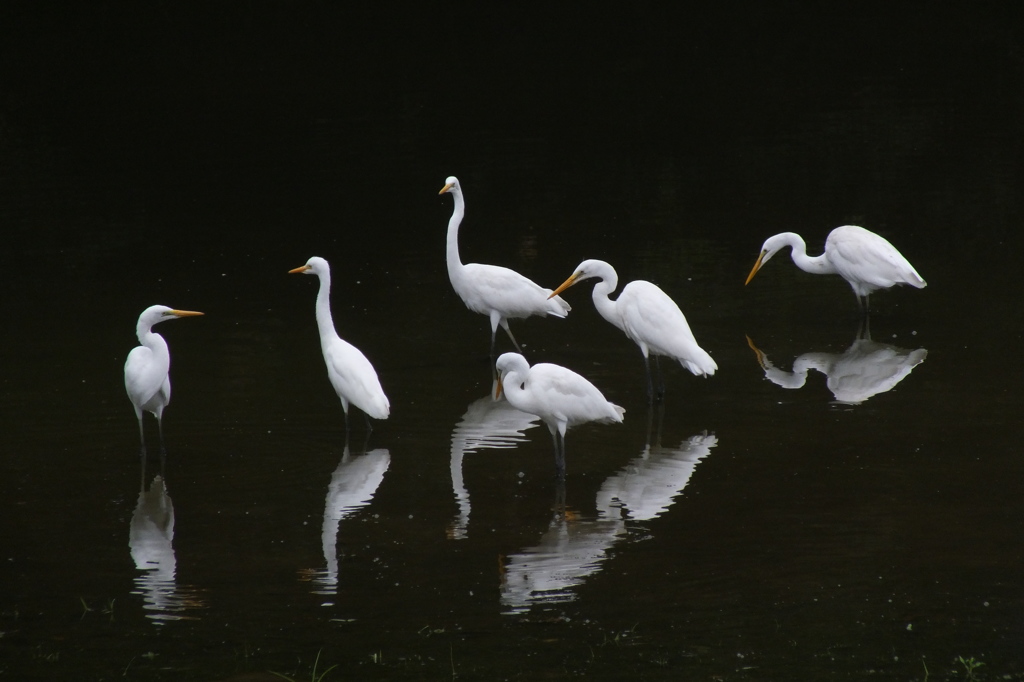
[551,430,567,480]
[642,355,666,404]
[156,417,167,457]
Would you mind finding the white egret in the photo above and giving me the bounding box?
[289,257,390,428]
[439,176,571,356]
[549,259,717,399]
[124,305,204,450]
[744,225,927,309]
[495,352,624,478]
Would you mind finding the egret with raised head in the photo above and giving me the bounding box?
[440,176,570,356]
[290,257,390,429]
[124,305,204,451]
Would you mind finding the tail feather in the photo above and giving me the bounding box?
[546,293,571,318]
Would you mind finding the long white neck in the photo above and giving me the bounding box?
[446,188,466,283]
[314,269,339,343]
[501,369,531,412]
[590,272,625,332]
[137,324,170,370]
[780,232,835,275]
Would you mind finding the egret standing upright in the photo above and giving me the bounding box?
[744,225,927,310]
[439,176,571,357]
[124,305,204,452]
[290,257,390,430]
[549,259,716,400]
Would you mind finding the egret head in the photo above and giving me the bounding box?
[137,305,204,331]
[289,256,329,276]
[438,176,460,196]
[745,234,793,285]
[548,259,614,299]
[494,352,530,399]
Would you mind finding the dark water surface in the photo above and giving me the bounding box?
[2,6,1022,681]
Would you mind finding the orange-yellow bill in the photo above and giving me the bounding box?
[548,272,581,299]
[495,374,504,399]
[289,264,312,274]
[439,182,454,195]
[744,251,767,286]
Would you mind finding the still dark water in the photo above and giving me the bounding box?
[2,6,1023,681]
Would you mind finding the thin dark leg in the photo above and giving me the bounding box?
[157,416,166,456]
[502,321,523,354]
[552,430,566,480]
[137,417,147,457]
[653,355,666,402]
[643,354,654,401]
[363,411,373,433]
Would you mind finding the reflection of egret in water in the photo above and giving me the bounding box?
[306,445,390,596]
[129,456,204,623]
[746,325,927,405]
[501,408,714,613]
[449,388,540,539]
[500,482,626,615]
[597,405,716,522]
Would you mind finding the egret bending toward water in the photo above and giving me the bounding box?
[549,259,716,399]
[495,352,624,478]
[290,257,390,429]
[439,176,570,356]
[124,305,204,450]
[744,225,927,309]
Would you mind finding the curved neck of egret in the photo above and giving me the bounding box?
[313,267,338,343]
[136,323,170,369]
[588,265,625,332]
[445,186,466,278]
[778,232,835,275]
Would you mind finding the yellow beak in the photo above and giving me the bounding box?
[439,182,454,195]
[744,250,767,286]
[548,272,581,299]
[495,373,504,399]
[288,265,312,274]
[169,310,204,318]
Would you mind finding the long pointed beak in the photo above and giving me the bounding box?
[548,272,580,299]
[289,265,312,274]
[439,182,454,195]
[170,310,204,318]
[744,251,767,286]
[745,335,767,369]
[495,373,504,399]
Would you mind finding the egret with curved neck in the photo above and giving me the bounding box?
[124,305,204,452]
[549,259,716,399]
[290,256,390,429]
[745,225,927,310]
[439,176,570,357]
[495,352,624,478]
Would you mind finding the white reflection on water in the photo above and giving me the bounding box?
[307,446,390,595]
[746,324,927,405]
[597,430,717,522]
[501,408,715,614]
[129,458,205,623]
[449,388,540,539]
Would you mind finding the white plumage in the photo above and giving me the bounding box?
[439,176,570,355]
[290,256,390,426]
[745,225,927,308]
[124,305,203,449]
[495,352,624,477]
[550,258,716,396]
